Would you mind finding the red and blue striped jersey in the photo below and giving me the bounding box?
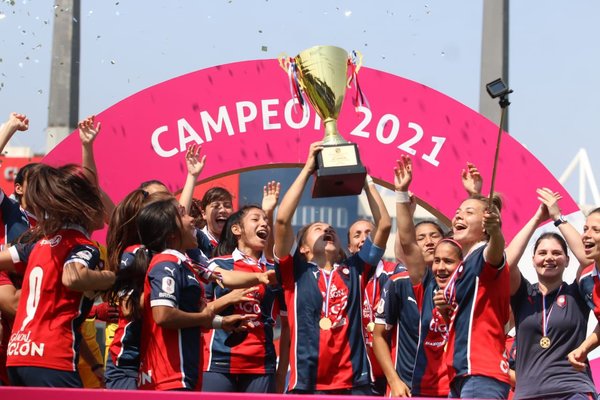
[443,243,511,385]
[6,227,99,371]
[578,263,600,320]
[202,249,284,374]
[109,245,143,371]
[275,237,383,392]
[375,266,430,390]
[362,260,397,379]
[0,190,32,251]
[411,279,450,397]
[139,249,212,391]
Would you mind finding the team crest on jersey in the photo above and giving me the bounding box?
[162,277,175,294]
[556,295,566,308]
[40,235,62,247]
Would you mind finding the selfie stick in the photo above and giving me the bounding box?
[486,78,513,208]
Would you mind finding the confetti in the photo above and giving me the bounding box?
[0,13,6,20]
[344,10,352,17]
[261,45,268,52]
[110,60,116,64]
[37,89,42,94]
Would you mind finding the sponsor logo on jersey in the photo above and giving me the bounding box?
[40,235,62,247]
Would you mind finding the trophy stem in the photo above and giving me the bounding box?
[322,119,349,145]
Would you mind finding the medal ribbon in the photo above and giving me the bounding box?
[541,284,563,338]
[364,276,378,323]
[322,269,337,318]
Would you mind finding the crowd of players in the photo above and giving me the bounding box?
[0,111,599,399]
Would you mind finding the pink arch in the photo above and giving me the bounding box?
[43,59,579,241]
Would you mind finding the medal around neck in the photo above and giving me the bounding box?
[539,336,551,349]
[279,45,367,198]
[319,317,333,330]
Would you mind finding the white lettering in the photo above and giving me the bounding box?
[376,114,400,144]
[261,99,281,130]
[201,106,234,142]
[177,118,203,151]
[151,125,177,158]
[236,101,258,133]
[284,99,310,129]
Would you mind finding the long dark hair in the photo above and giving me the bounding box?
[136,199,183,253]
[24,163,104,236]
[106,190,173,273]
[107,245,150,321]
[214,205,261,257]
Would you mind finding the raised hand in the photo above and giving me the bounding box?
[7,112,29,132]
[262,181,281,213]
[536,187,563,221]
[462,162,482,196]
[483,204,502,236]
[304,141,324,173]
[394,155,413,192]
[78,115,101,146]
[185,143,206,178]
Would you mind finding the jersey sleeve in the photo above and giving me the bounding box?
[65,244,101,270]
[0,192,29,245]
[357,236,385,267]
[510,273,529,316]
[148,261,181,308]
[275,254,295,291]
[8,242,36,274]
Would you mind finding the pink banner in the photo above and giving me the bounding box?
[42,59,579,241]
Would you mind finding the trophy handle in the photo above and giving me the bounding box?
[278,53,291,72]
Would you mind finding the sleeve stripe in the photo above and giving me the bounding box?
[8,246,20,264]
[150,299,176,308]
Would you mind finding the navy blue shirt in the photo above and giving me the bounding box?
[511,276,596,399]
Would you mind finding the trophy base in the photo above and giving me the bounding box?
[312,143,367,198]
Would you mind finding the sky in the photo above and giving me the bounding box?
[0,0,599,203]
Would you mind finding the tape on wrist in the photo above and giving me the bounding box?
[212,315,223,329]
[395,191,410,203]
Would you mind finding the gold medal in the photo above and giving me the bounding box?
[319,317,332,330]
[367,322,375,332]
[539,336,551,349]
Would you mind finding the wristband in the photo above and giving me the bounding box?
[395,191,410,203]
[91,363,103,372]
[553,215,567,227]
[212,315,223,329]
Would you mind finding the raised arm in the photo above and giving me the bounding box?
[537,187,589,271]
[394,155,426,284]
[506,203,548,296]
[0,113,29,155]
[262,181,281,261]
[483,203,505,267]
[179,144,206,213]
[274,142,322,258]
[364,175,391,250]
[78,116,115,222]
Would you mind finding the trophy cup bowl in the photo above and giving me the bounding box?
[281,45,367,198]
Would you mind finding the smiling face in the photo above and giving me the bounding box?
[202,199,234,239]
[348,220,374,254]
[582,211,600,262]
[416,222,443,264]
[233,207,270,257]
[532,236,568,283]
[452,198,487,250]
[432,241,462,289]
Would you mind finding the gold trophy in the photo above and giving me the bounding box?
[279,45,367,198]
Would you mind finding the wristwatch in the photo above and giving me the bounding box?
[553,215,567,227]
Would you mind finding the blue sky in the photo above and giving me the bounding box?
[1,0,599,203]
